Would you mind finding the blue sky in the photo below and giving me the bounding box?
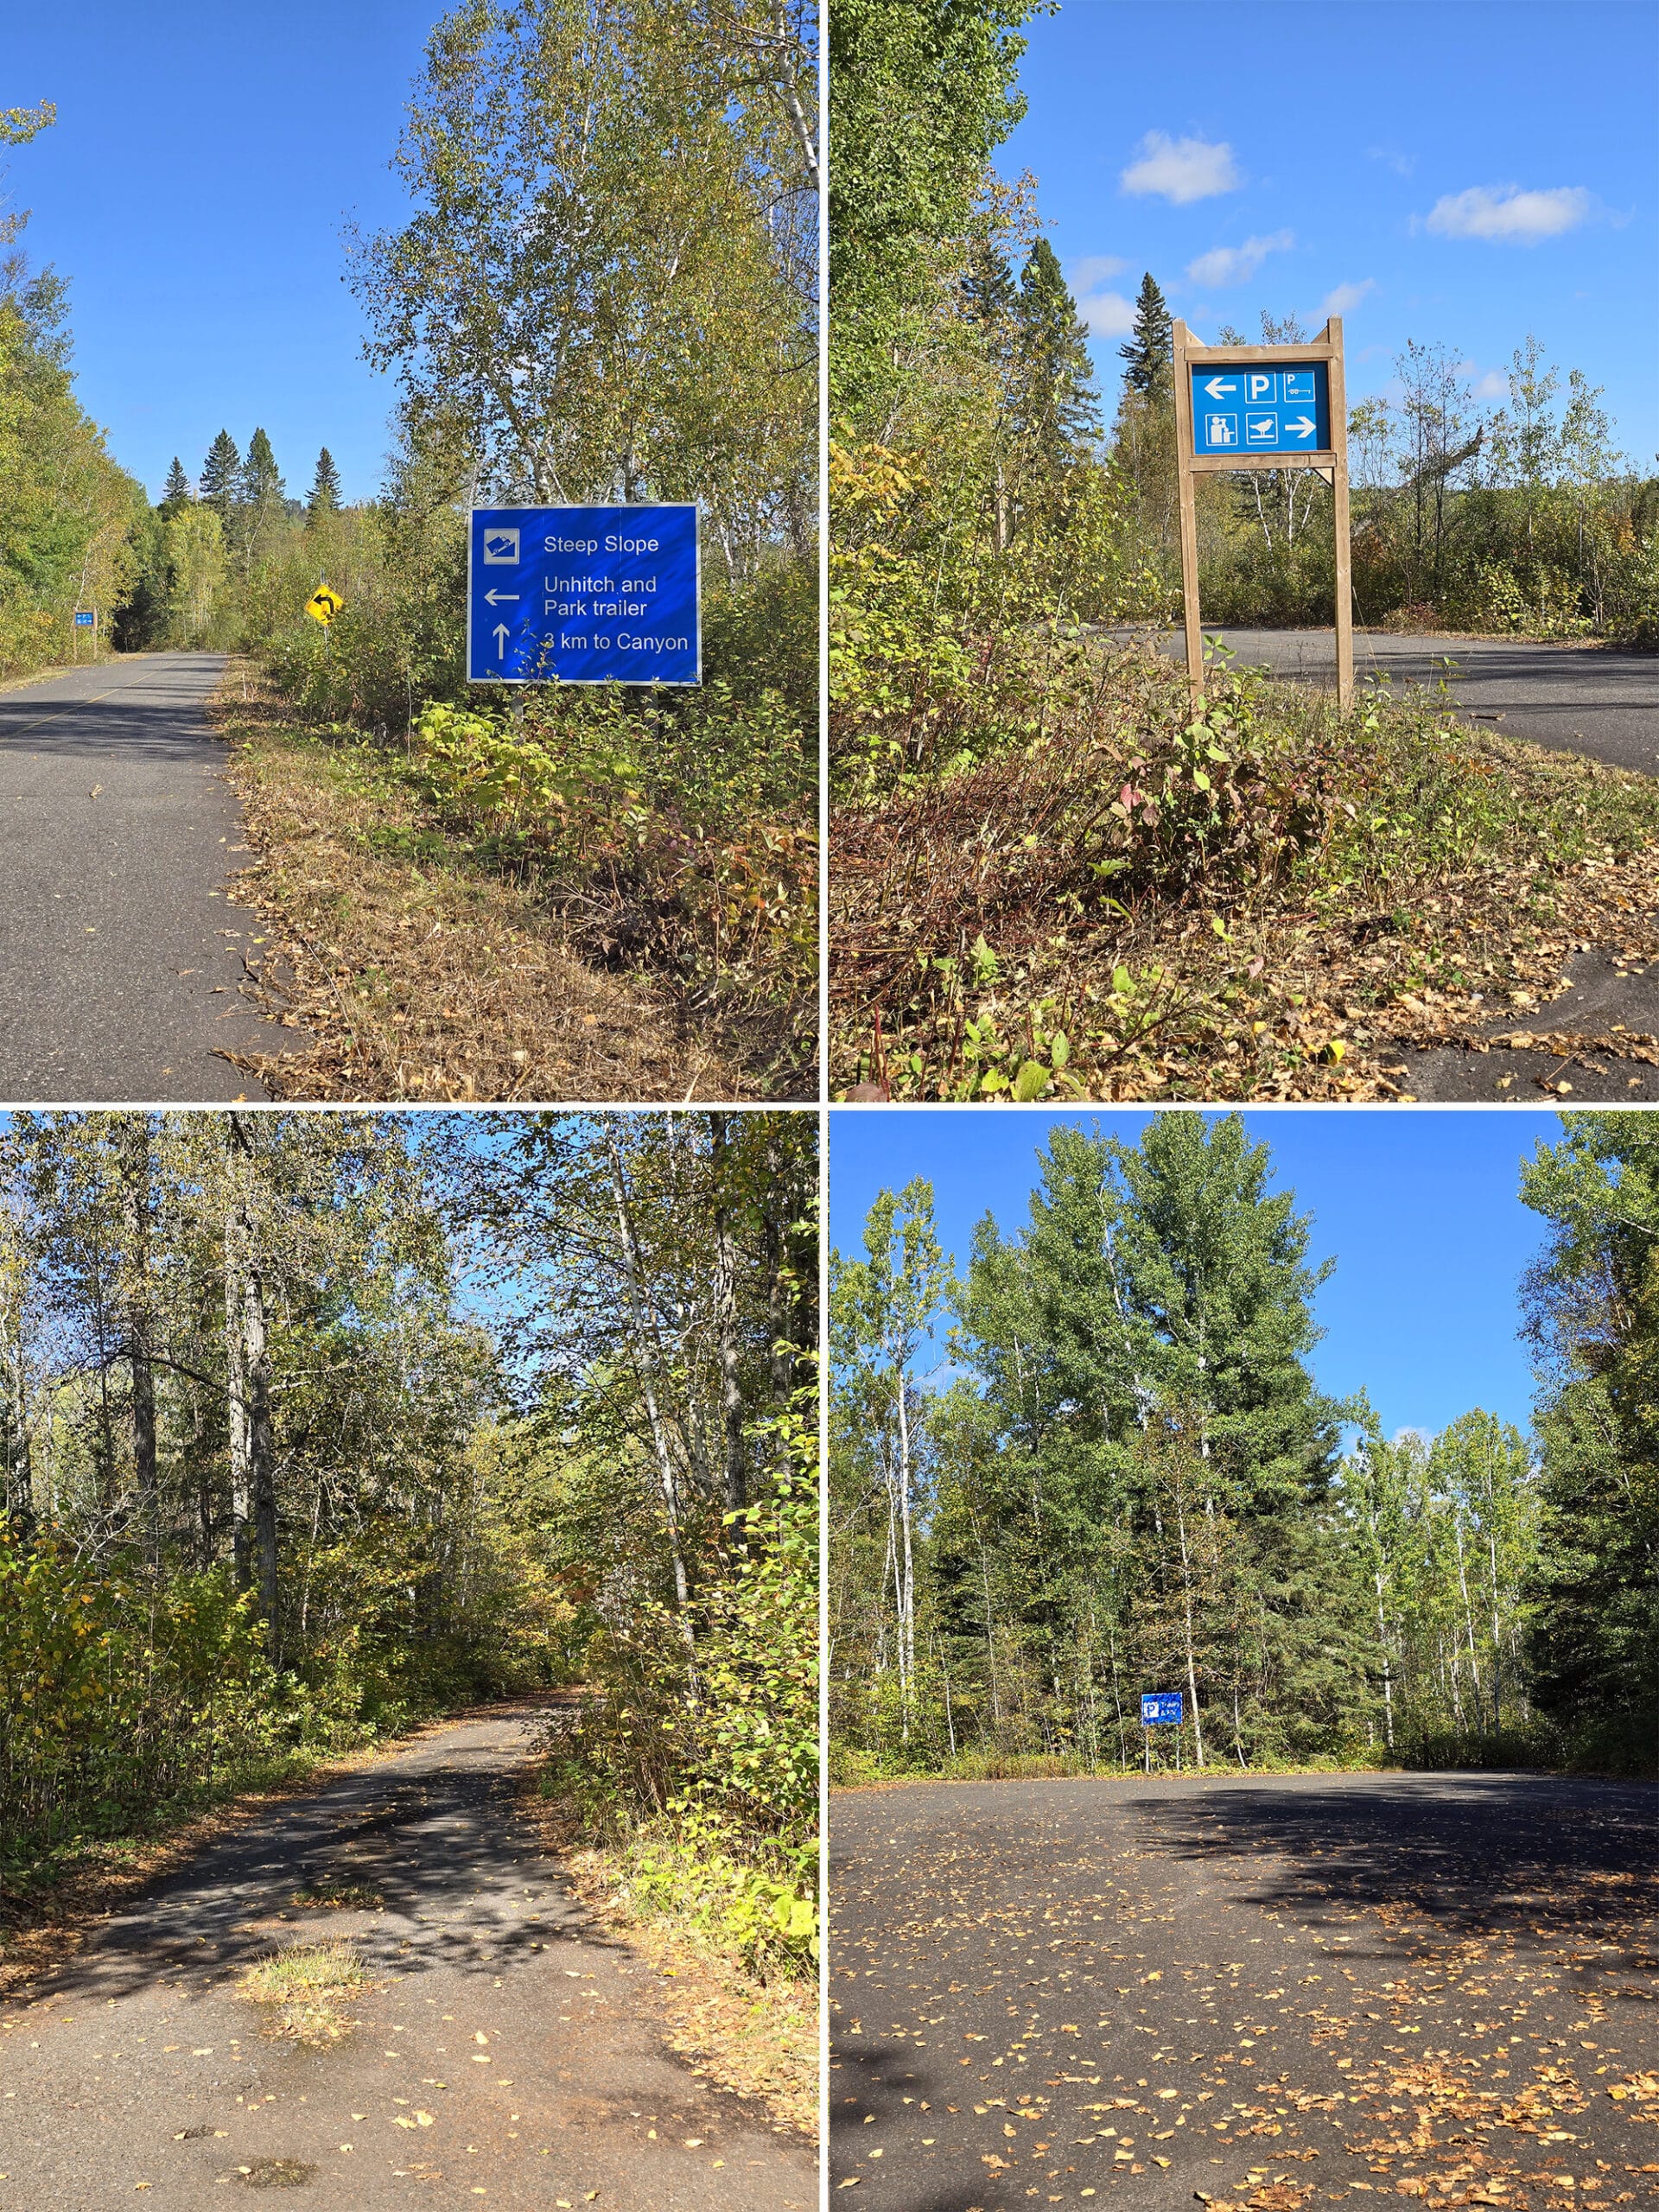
[998,0,1658,466]
[3,4,439,505]
[828,1108,1567,1441]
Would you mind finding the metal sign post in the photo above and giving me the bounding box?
[467,504,700,686]
[1171,317,1352,712]
[1140,1691,1185,1774]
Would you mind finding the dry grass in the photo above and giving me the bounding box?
[207,665,784,1101]
[239,1938,367,2043]
[831,642,1659,1101]
[518,1772,818,2144]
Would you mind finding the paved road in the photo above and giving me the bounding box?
[830,1771,1659,2211]
[0,653,301,1101]
[1106,630,1659,776]
[0,1708,814,2210]
[1402,950,1659,1103]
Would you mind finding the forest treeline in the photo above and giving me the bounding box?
[830,3,1656,801]
[3,1,818,1086]
[830,1114,1658,1783]
[0,1109,818,1974]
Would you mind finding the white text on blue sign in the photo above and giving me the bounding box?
[1190,363,1331,459]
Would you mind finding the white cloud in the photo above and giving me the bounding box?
[1075,287,1137,338]
[1367,144,1415,178]
[1471,371,1509,400]
[1421,183,1592,243]
[1069,255,1129,291]
[1185,230,1294,289]
[1319,278,1376,316]
[1120,131,1242,205]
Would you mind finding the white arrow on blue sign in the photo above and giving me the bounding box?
[1141,1692,1185,1726]
[1189,362,1330,458]
[467,504,700,684]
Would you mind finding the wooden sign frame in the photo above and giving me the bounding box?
[1171,316,1352,711]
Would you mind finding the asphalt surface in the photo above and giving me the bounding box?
[830,1771,1659,2211]
[1400,950,1659,1103]
[1109,631,1659,777]
[0,1708,814,2210]
[0,652,302,1101]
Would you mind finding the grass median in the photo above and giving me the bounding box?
[210,663,816,1103]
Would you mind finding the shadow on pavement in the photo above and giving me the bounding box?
[1128,1772,1659,1960]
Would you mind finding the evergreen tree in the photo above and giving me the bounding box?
[1519,1116,1659,1754]
[239,427,283,510]
[1011,237,1100,463]
[1118,271,1173,396]
[306,446,343,520]
[199,429,241,516]
[161,455,193,506]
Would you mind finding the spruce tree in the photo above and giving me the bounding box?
[161,456,193,506]
[306,447,342,520]
[1012,238,1101,463]
[1119,271,1173,396]
[199,429,241,515]
[240,428,283,510]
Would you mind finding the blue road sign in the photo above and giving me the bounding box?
[73,610,95,627]
[1141,1692,1185,1726]
[467,504,699,684]
[1190,362,1331,457]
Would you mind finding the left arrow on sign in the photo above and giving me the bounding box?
[484,588,520,606]
[493,622,512,656]
[1203,376,1238,398]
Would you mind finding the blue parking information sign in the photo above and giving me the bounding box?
[1190,363,1331,457]
[1141,1692,1185,1726]
[467,504,700,684]
[73,610,95,627]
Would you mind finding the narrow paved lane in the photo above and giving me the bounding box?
[0,1708,814,2209]
[0,652,301,1100]
[831,1772,1659,2211]
[1106,630,1659,775]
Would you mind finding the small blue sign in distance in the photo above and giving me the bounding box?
[467,503,699,684]
[1190,362,1331,457]
[73,610,94,627]
[1141,1692,1185,1726]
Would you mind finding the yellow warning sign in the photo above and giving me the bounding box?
[305,586,344,625]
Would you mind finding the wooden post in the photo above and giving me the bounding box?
[1325,318,1354,712]
[1171,320,1204,709]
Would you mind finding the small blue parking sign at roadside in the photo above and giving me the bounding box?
[467,503,700,684]
[1189,362,1331,457]
[1141,1692,1184,1726]
[73,611,94,627]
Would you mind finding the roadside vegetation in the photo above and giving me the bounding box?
[830,1114,1659,1788]
[0,1109,819,2114]
[3,1,817,1098]
[828,2,1659,1100]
